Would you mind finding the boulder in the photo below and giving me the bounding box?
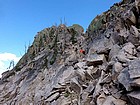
[128,60,140,79]
[102,96,126,105]
[124,10,136,25]
[102,96,116,105]
[128,91,140,105]
[118,28,129,39]
[87,54,106,66]
[113,62,123,73]
[130,26,139,38]
[121,42,136,55]
[58,66,74,85]
[81,92,91,104]
[112,99,127,105]
[109,44,121,61]
[130,78,140,87]
[116,42,137,62]
[89,37,114,54]
[76,62,86,69]
[127,60,140,87]
[70,78,82,94]
[118,67,132,91]
[128,26,140,46]
[84,81,95,93]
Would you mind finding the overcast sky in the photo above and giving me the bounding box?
[0,0,121,77]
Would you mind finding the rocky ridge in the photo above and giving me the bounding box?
[0,0,140,105]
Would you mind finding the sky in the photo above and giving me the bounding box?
[0,0,121,77]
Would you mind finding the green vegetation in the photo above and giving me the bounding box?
[50,34,58,49]
[70,28,77,44]
[64,91,70,97]
[39,36,43,48]
[49,33,58,65]
[43,56,48,68]
[49,28,55,40]
[69,24,84,33]
[89,14,106,33]
[14,65,21,72]
[50,49,58,65]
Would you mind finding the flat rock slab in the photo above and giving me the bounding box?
[128,60,140,79]
[58,66,74,85]
[130,78,140,87]
[76,62,86,69]
[46,92,60,102]
[109,44,121,60]
[118,67,132,91]
[128,91,140,105]
[87,54,106,66]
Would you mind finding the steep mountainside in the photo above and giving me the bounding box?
[0,0,140,105]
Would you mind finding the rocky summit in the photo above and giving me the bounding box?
[0,0,140,105]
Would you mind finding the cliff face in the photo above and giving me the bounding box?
[0,0,140,105]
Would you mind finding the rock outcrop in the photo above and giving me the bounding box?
[0,0,140,105]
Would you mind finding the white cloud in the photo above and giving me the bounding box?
[0,53,21,78]
[0,61,5,69]
[0,53,21,62]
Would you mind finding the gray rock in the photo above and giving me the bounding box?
[113,62,123,73]
[137,46,140,52]
[102,96,115,105]
[70,78,82,94]
[118,67,132,91]
[131,25,140,37]
[112,98,126,105]
[102,95,126,105]
[76,62,86,69]
[100,74,111,84]
[75,68,86,81]
[93,70,105,97]
[96,92,106,105]
[84,70,94,80]
[124,10,136,25]
[128,26,140,46]
[91,67,102,79]
[58,66,74,85]
[87,54,106,66]
[116,42,137,62]
[84,82,95,93]
[135,0,140,13]
[128,60,140,79]
[46,92,60,102]
[81,92,91,104]
[89,37,114,54]
[130,78,140,87]
[109,44,121,61]
[122,42,137,56]
[103,86,110,95]
[128,91,140,105]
